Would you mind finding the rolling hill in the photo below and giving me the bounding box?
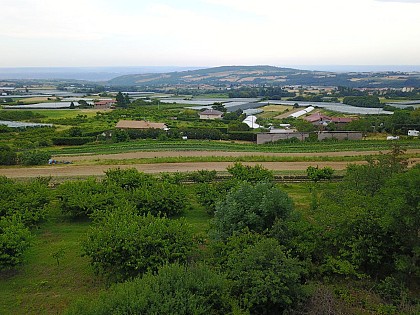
[107,65,420,88]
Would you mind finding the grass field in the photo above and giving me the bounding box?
[30,109,98,121]
[47,139,420,156]
[0,215,105,314]
[72,154,413,166]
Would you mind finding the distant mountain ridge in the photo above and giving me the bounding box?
[107,65,420,88]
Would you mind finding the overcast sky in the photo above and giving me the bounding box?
[1,0,420,67]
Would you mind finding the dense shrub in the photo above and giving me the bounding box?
[227,162,274,183]
[0,216,32,270]
[227,131,257,141]
[178,128,223,140]
[0,144,17,165]
[306,166,334,182]
[112,129,129,142]
[0,177,51,226]
[81,209,196,282]
[211,181,293,240]
[195,180,238,215]
[210,232,305,314]
[104,168,155,190]
[129,182,188,217]
[18,150,51,165]
[0,110,45,121]
[67,264,233,315]
[57,178,124,218]
[187,169,217,183]
[52,137,95,145]
[343,96,381,108]
[127,128,166,139]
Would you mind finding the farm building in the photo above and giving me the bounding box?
[257,132,310,144]
[116,120,168,130]
[199,109,223,120]
[257,131,363,144]
[317,131,362,141]
[94,100,116,109]
[289,106,315,118]
[304,113,355,126]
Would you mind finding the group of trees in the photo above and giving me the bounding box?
[2,154,419,313]
[343,95,382,108]
[0,177,51,269]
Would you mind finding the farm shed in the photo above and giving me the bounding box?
[199,109,223,120]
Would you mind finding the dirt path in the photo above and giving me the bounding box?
[0,161,365,178]
[53,149,420,162]
[2,150,418,179]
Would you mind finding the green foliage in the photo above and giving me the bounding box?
[0,144,17,165]
[0,216,32,270]
[343,96,382,108]
[211,181,293,240]
[188,169,217,183]
[112,128,129,142]
[210,232,305,314]
[81,209,196,282]
[195,180,238,215]
[0,110,45,121]
[128,182,188,217]
[377,165,420,279]
[228,121,250,132]
[18,150,51,165]
[343,145,408,196]
[67,263,233,315]
[52,137,95,145]
[104,168,155,190]
[227,162,273,183]
[115,91,129,108]
[0,177,51,226]
[178,127,223,140]
[57,178,123,218]
[306,166,334,182]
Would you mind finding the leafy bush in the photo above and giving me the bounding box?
[195,180,238,215]
[227,132,257,141]
[0,216,32,270]
[82,209,196,282]
[343,96,381,108]
[129,182,188,217]
[57,178,125,218]
[188,169,217,183]
[104,168,155,190]
[211,181,293,240]
[52,137,95,145]
[227,162,274,183]
[18,150,51,165]
[0,177,51,226]
[0,144,17,165]
[112,129,129,142]
[67,264,233,315]
[306,166,334,182]
[210,232,305,314]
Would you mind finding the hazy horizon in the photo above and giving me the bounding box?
[1,64,420,81]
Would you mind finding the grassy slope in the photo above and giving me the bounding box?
[0,216,105,314]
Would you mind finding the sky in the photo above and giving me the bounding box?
[1,0,420,68]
